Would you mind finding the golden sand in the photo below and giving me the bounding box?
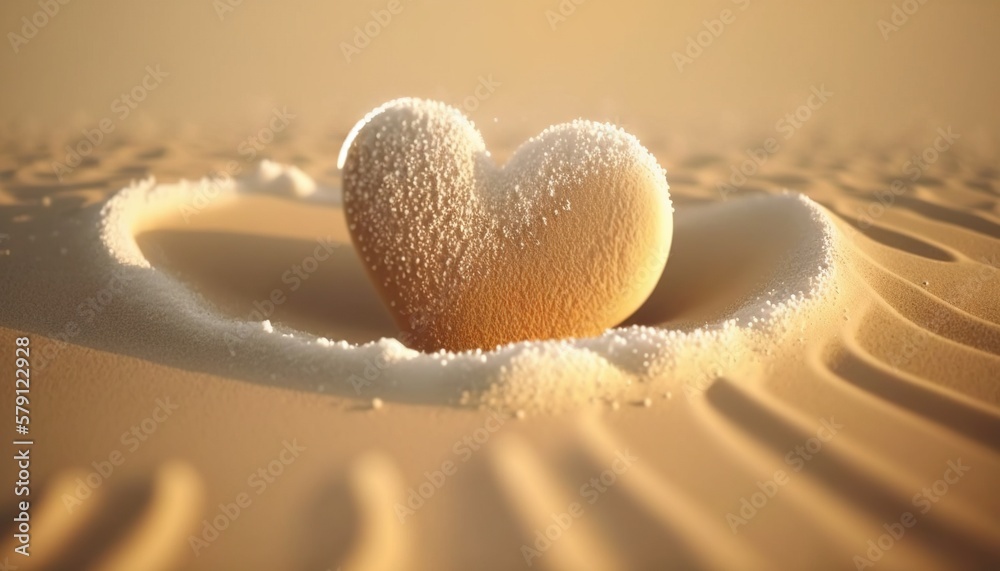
[1,117,998,569]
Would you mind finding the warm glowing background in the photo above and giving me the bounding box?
[3,2,1000,570]
[2,0,998,147]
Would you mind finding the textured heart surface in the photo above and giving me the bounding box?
[341,98,672,352]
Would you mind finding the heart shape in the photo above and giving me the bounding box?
[341,98,672,352]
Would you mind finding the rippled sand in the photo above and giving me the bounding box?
[1,125,998,570]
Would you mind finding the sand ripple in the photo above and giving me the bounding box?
[3,136,999,570]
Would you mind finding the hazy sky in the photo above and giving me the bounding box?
[2,0,998,145]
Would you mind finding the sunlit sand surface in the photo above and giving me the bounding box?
[1,124,998,569]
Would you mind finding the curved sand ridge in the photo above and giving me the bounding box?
[96,163,837,412]
[4,130,1000,570]
[0,462,205,571]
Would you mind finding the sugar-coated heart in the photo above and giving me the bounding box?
[341,98,672,352]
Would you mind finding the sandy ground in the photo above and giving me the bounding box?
[1,121,999,571]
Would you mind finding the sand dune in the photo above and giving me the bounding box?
[1,127,999,570]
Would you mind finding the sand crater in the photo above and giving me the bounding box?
[98,166,837,410]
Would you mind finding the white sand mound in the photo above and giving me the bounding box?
[96,165,839,413]
[244,160,318,198]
